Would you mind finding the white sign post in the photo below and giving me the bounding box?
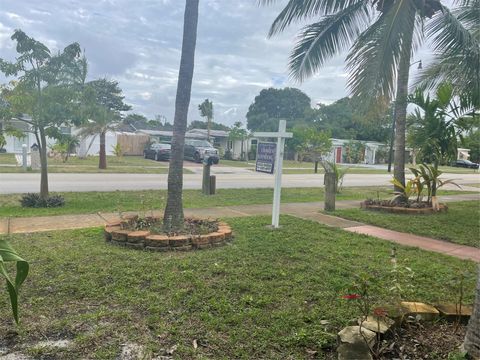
[254,119,292,228]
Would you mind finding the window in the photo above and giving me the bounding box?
[251,139,258,145]
[227,140,233,150]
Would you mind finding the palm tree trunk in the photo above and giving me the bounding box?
[464,266,480,358]
[393,26,414,191]
[99,131,107,169]
[38,128,49,200]
[163,0,199,232]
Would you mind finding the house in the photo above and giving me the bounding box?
[323,139,387,164]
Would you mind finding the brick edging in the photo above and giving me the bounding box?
[104,216,233,251]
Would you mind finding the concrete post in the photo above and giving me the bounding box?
[209,175,216,195]
[22,144,28,171]
[202,164,211,195]
[324,172,336,212]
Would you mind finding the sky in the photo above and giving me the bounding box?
[0,0,434,127]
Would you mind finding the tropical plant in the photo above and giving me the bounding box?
[112,143,123,157]
[259,0,460,190]
[390,177,421,203]
[163,0,200,232]
[322,161,348,193]
[407,83,475,165]
[0,30,86,200]
[293,126,332,171]
[198,99,213,141]
[415,0,480,109]
[79,78,131,169]
[51,134,79,162]
[1,239,29,324]
[228,121,249,160]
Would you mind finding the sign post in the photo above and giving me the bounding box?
[254,120,292,228]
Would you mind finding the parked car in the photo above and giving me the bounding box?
[184,139,219,164]
[143,143,171,161]
[451,159,479,169]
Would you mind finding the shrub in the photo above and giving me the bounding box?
[20,193,65,208]
[224,149,233,160]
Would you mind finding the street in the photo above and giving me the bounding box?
[1,167,479,194]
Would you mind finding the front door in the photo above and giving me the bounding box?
[335,147,342,163]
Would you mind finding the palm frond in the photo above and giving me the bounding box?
[346,0,418,103]
[288,0,372,82]
[262,0,366,36]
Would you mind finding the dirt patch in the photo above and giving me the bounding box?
[381,321,466,359]
[122,216,218,236]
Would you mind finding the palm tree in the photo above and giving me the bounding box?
[77,106,121,169]
[79,79,131,169]
[416,0,480,109]
[198,99,213,141]
[464,266,480,358]
[259,0,449,188]
[163,0,200,231]
[407,83,472,165]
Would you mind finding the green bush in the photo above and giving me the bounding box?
[20,193,65,208]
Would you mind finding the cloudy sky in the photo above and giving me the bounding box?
[0,0,432,126]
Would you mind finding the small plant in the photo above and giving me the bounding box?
[20,193,65,208]
[322,161,348,193]
[112,143,123,157]
[1,239,29,324]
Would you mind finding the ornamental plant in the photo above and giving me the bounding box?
[0,239,29,324]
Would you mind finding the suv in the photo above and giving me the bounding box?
[184,139,219,164]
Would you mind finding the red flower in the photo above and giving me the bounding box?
[342,294,361,300]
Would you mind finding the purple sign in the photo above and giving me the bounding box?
[256,142,276,174]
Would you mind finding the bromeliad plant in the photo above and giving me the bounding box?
[0,239,29,324]
[391,163,460,207]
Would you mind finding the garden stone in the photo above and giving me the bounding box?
[118,343,146,360]
[337,326,375,360]
[358,316,395,334]
[33,340,71,349]
[435,304,472,321]
[401,302,439,321]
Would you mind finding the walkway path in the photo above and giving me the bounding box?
[1,194,479,262]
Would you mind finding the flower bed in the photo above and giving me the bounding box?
[104,215,233,251]
[361,199,448,214]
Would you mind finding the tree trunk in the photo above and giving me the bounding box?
[464,266,480,358]
[163,0,199,232]
[38,129,49,200]
[99,131,107,169]
[393,25,414,191]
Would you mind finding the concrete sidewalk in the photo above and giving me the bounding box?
[1,195,479,262]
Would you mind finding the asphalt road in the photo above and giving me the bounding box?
[1,167,479,194]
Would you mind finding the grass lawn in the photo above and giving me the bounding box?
[282,167,389,175]
[0,216,476,359]
[333,201,480,248]
[0,155,187,174]
[0,153,17,165]
[0,187,469,218]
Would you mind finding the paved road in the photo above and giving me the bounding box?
[1,168,479,194]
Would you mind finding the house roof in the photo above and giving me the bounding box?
[136,129,208,139]
[187,129,230,138]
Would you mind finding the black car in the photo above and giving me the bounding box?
[184,139,219,163]
[451,159,479,169]
[143,143,171,161]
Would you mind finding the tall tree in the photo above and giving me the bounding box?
[163,0,199,231]
[259,0,446,189]
[0,30,85,199]
[464,266,480,358]
[79,78,131,169]
[246,87,312,131]
[198,99,213,141]
[416,0,480,109]
[187,119,230,131]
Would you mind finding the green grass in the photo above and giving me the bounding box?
[0,187,469,218]
[282,167,389,175]
[333,201,480,248]
[0,216,476,359]
[0,153,17,165]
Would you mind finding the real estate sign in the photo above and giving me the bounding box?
[255,142,276,174]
